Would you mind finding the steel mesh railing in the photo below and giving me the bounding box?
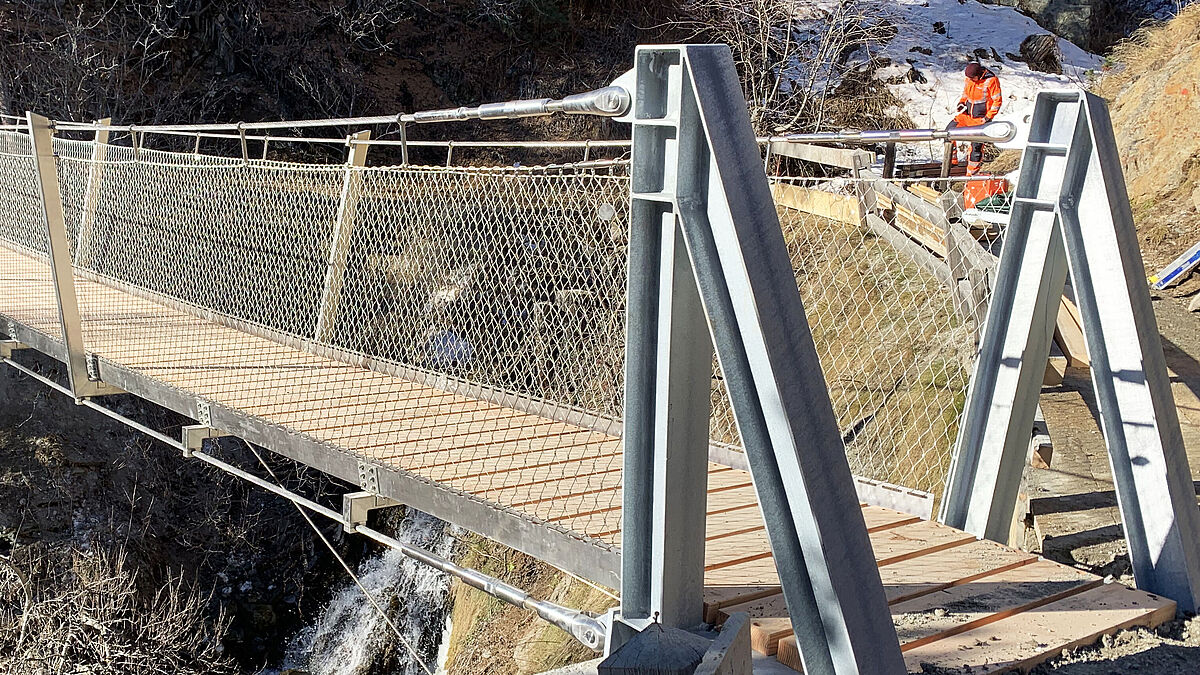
[0,132,62,342]
[711,177,988,497]
[0,127,994,544]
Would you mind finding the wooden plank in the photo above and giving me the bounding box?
[907,184,942,205]
[704,585,784,624]
[704,518,981,591]
[893,208,948,257]
[296,404,516,442]
[703,555,780,587]
[1055,293,1090,367]
[574,492,762,544]
[898,583,1176,674]
[864,214,954,289]
[771,183,861,226]
[719,546,1037,636]
[869,521,977,566]
[502,469,625,509]
[399,430,608,475]
[890,560,1101,651]
[469,466,624,506]
[879,539,1037,605]
[704,530,774,571]
[768,142,873,171]
[715,540,1039,657]
[442,446,623,490]
[267,394,509,433]
[365,420,581,456]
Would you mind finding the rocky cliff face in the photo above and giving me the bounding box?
[1018,0,1193,53]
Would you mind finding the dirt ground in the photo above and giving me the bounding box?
[1025,292,1200,673]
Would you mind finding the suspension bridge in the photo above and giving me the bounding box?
[1,45,1196,674]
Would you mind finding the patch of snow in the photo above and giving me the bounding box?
[433,611,453,674]
[873,0,1102,158]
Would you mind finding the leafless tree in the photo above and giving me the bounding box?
[676,0,897,133]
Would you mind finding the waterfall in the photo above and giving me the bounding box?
[277,510,454,675]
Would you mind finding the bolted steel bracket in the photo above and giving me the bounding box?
[341,490,400,533]
[78,353,125,397]
[196,399,212,426]
[357,461,380,493]
[181,424,227,458]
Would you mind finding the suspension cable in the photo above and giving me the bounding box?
[50,85,631,134]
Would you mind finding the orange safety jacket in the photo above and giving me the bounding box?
[955,68,1002,127]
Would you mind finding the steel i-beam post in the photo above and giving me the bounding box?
[26,112,119,399]
[620,48,714,634]
[615,46,904,674]
[1059,93,1200,610]
[941,90,1200,611]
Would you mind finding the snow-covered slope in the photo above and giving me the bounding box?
[870,0,1101,156]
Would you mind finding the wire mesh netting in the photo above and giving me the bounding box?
[0,126,1000,548]
[0,131,62,341]
[716,176,999,498]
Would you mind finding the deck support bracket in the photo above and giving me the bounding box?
[182,424,227,458]
[357,462,381,493]
[81,353,125,396]
[940,90,1200,612]
[0,340,27,359]
[342,491,401,533]
[611,45,903,674]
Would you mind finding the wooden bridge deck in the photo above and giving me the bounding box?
[0,244,1176,673]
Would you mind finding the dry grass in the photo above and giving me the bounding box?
[0,544,233,675]
[442,531,617,675]
[1093,5,1200,274]
[709,206,973,499]
[1095,6,1200,99]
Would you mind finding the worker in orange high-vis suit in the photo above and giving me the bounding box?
[948,62,1002,175]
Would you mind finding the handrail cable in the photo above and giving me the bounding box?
[51,84,632,134]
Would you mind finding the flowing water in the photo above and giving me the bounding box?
[275,510,454,675]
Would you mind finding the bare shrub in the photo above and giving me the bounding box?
[676,0,897,133]
[0,544,234,675]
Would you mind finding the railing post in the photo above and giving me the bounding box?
[882,141,897,178]
[73,117,111,268]
[26,112,120,399]
[315,130,370,343]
